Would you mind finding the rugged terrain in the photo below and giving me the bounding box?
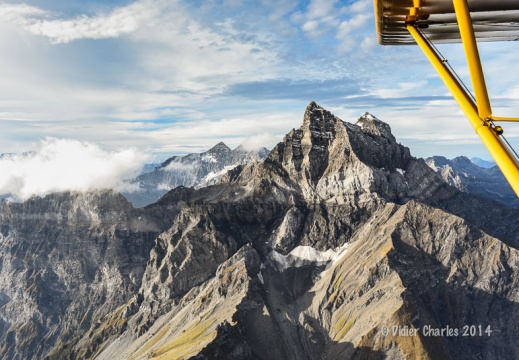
[0,102,519,359]
[123,143,269,208]
[426,155,519,208]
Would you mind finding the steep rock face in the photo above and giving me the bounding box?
[96,244,263,360]
[0,191,164,359]
[123,143,269,208]
[426,155,519,208]
[112,200,519,360]
[266,103,448,205]
[2,102,519,359]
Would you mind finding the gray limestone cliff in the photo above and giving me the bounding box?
[0,102,519,359]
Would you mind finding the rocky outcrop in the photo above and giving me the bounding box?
[0,191,164,359]
[426,155,519,208]
[1,102,519,359]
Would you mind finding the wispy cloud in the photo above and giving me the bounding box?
[296,0,374,52]
[241,133,278,151]
[336,13,372,53]
[298,0,342,38]
[0,138,148,200]
[224,77,366,100]
[0,1,160,43]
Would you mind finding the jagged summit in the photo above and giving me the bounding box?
[232,144,270,156]
[356,111,393,138]
[123,141,269,207]
[206,141,231,154]
[304,101,340,128]
[428,155,472,168]
[262,102,437,202]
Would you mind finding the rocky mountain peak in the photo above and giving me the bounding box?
[233,144,270,157]
[428,155,471,168]
[356,111,393,138]
[454,155,471,164]
[303,101,338,129]
[426,155,450,170]
[123,141,269,207]
[263,102,438,202]
[207,141,231,154]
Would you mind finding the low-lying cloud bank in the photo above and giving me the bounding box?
[0,138,148,201]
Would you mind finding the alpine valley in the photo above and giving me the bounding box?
[1,102,519,359]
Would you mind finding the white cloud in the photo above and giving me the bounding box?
[298,0,343,38]
[373,80,429,98]
[299,0,374,52]
[348,0,371,13]
[260,0,298,20]
[302,20,319,33]
[0,1,162,44]
[306,0,339,19]
[164,161,197,172]
[240,133,279,151]
[0,1,286,156]
[336,13,372,53]
[359,36,376,52]
[0,3,47,19]
[0,138,148,200]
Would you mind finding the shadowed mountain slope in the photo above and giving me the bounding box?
[0,102,518,359]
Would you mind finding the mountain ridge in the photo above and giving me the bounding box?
[122,142,269,208]
[0,102,518,359]
[426,155,519,208]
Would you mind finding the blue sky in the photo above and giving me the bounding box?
[0,0,518,161]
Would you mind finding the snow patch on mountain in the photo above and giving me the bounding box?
[200,165,239,187]
[266,243,350,272]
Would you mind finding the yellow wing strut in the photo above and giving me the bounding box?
[404,0,519,197]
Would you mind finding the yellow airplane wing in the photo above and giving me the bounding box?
[374,0,519,197]
[375,0,519,44]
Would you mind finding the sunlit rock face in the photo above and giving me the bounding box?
[1,102,519,360]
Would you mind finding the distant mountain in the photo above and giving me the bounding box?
[470,157,496,169]
[140,162,160,174]
[426,155,519,208]
[122,143,269,207]
[0,151,35,160]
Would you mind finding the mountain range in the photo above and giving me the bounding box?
[426,155,519,208]
[0,102,518,359]
[469,157,496,169]
[122,143,269,208]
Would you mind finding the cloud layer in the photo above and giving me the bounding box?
[0,138,148,200]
